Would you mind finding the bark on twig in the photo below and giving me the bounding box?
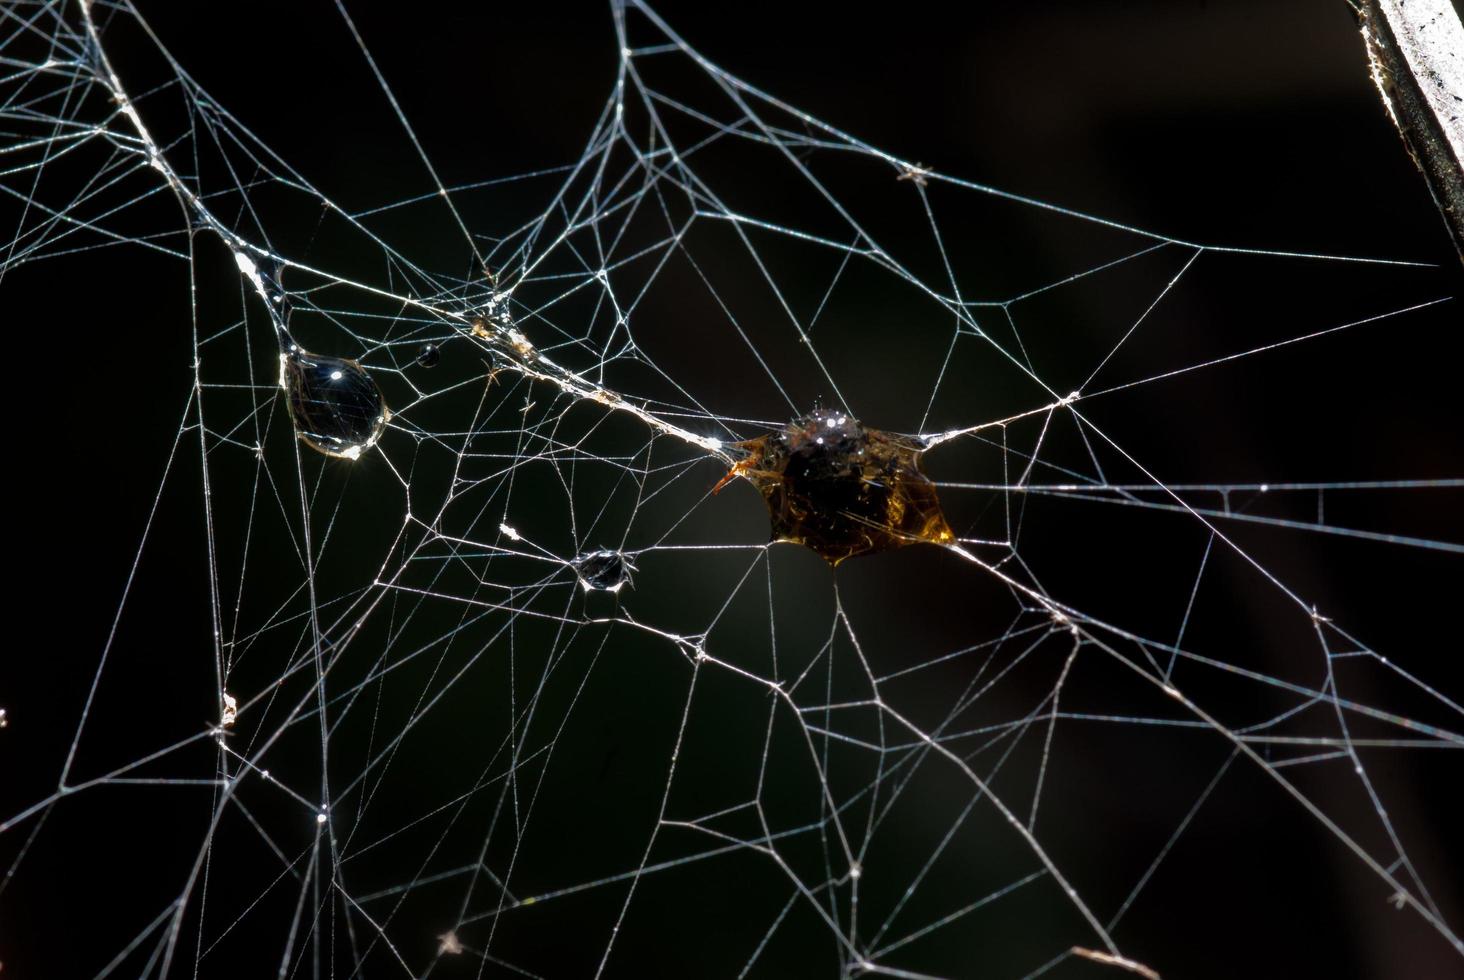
[1358,0,1464,267]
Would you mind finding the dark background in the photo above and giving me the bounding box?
[3,2,1462,978]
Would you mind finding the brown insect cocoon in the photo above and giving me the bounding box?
[717,408,954,566]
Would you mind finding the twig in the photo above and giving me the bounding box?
[1357,0,1464,267]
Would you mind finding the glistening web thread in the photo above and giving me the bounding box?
[1,3,1461,978]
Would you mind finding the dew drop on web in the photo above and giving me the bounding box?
[280,348,389,460]
[416,343,440,368]
[574,550,636,593]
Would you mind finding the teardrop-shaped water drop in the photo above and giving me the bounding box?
[280,348,389,459]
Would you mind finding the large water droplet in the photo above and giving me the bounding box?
[416,343,440,368]
[280,349,389,459]
[574,550,636,593]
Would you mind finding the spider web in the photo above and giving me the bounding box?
[2,2,1462,978]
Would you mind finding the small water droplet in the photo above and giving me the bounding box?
[416,343,440,368]
[281,349,389,460]
[259,256,291,316]
[574,550,636,593]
